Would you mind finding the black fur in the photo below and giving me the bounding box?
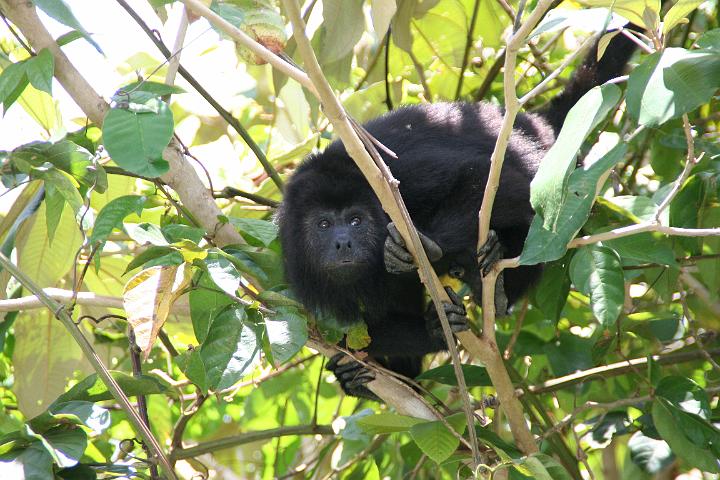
[278,33,636,398]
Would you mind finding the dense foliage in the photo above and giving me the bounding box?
[0,0,718,478]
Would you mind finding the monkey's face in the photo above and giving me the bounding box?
[303,205,384,284]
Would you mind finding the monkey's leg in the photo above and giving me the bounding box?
[425,286,469,342]
[326,353,379,401]
[477,230,509,315]
[384,222,443,273]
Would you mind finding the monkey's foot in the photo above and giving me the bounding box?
[426,287,469,342]
[477,230,503,277]
[384,222,443,274]
[326,353,379,401]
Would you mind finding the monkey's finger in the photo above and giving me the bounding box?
[443,286,466,307]
[386,222,406,247]
[384,237,414,263]
[333,361,367,376]
[418,231,443,262]
[326,353,347,371]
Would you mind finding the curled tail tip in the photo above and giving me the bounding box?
[543,30,638,133]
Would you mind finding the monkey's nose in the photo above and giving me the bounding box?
[335,238,352,251]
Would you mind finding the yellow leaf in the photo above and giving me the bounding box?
[123,264,192,359]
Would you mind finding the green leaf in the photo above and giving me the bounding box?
[409,414,466,464]
[89,195,146,245]
[569,246,624,328]
[319,0,365,63]
[628,431,674,474]
[53,372,167,404]
[25,49,54,95]
[530,84,621,228]
[33,0,102,53]
[514,453,574,480]
[416,364,491,386]
[533,255,572,321]
[579,0,660,26]
[205,254,242,296]
[31,165,83,217]
[228,217,278,247]
[655,375,710,419]
[0,442,54,479]
[181,349,208,392]
[603,233,677,266]
[265,308,308,364]
[662,0,704,34]
[0,61,28,111]
[102,102,173,177]
[357,413,424,434]
[124,223,168,246]
[652,398,720,473]
[43,186,65,243]
[696,28,720,50]
[40,427,86,468]
[189,274,234,343]
[521,144,628,265]
[161,224,205,243]
[124,245,180,274]
[200,306,262,390]
[346,322,371,350]
[627,48,720,126]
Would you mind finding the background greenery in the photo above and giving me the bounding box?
[0,0,718,478]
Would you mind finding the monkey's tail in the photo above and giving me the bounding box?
[541,28,638,134]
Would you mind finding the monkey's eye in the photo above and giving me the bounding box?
[350,216,362,226]
[318,219,331,229]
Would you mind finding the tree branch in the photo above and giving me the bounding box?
[170,424,334,460]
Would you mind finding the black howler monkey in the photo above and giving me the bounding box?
[278,30,638,399]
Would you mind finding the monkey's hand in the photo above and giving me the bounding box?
[477,229,503,276]
[425,287,469,342]
[477,230,509,316]
[326,353,380,401]
[384,222,443,274]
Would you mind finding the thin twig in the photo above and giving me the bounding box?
[655,114,699,220]
[525,346,720,395]
[170,424,334,460]
[455,0,481,99]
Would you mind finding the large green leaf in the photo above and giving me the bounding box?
[0,61,28,112]
[33,0,102,53]
[102,101,173,177]
[628,431,674,474]
[24,49,54,95]
[409,414,466,464]
[569,246,624,328]
[200,306,262,390]
[662,0,704,34]
[530,84,621,228]
[53,372,168,404]
[627,48,720,126]
[521,144,628,265]
[89,195,146,245]
[652,398,720,473]
[358,413,424,434]
[265,308,308,365]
